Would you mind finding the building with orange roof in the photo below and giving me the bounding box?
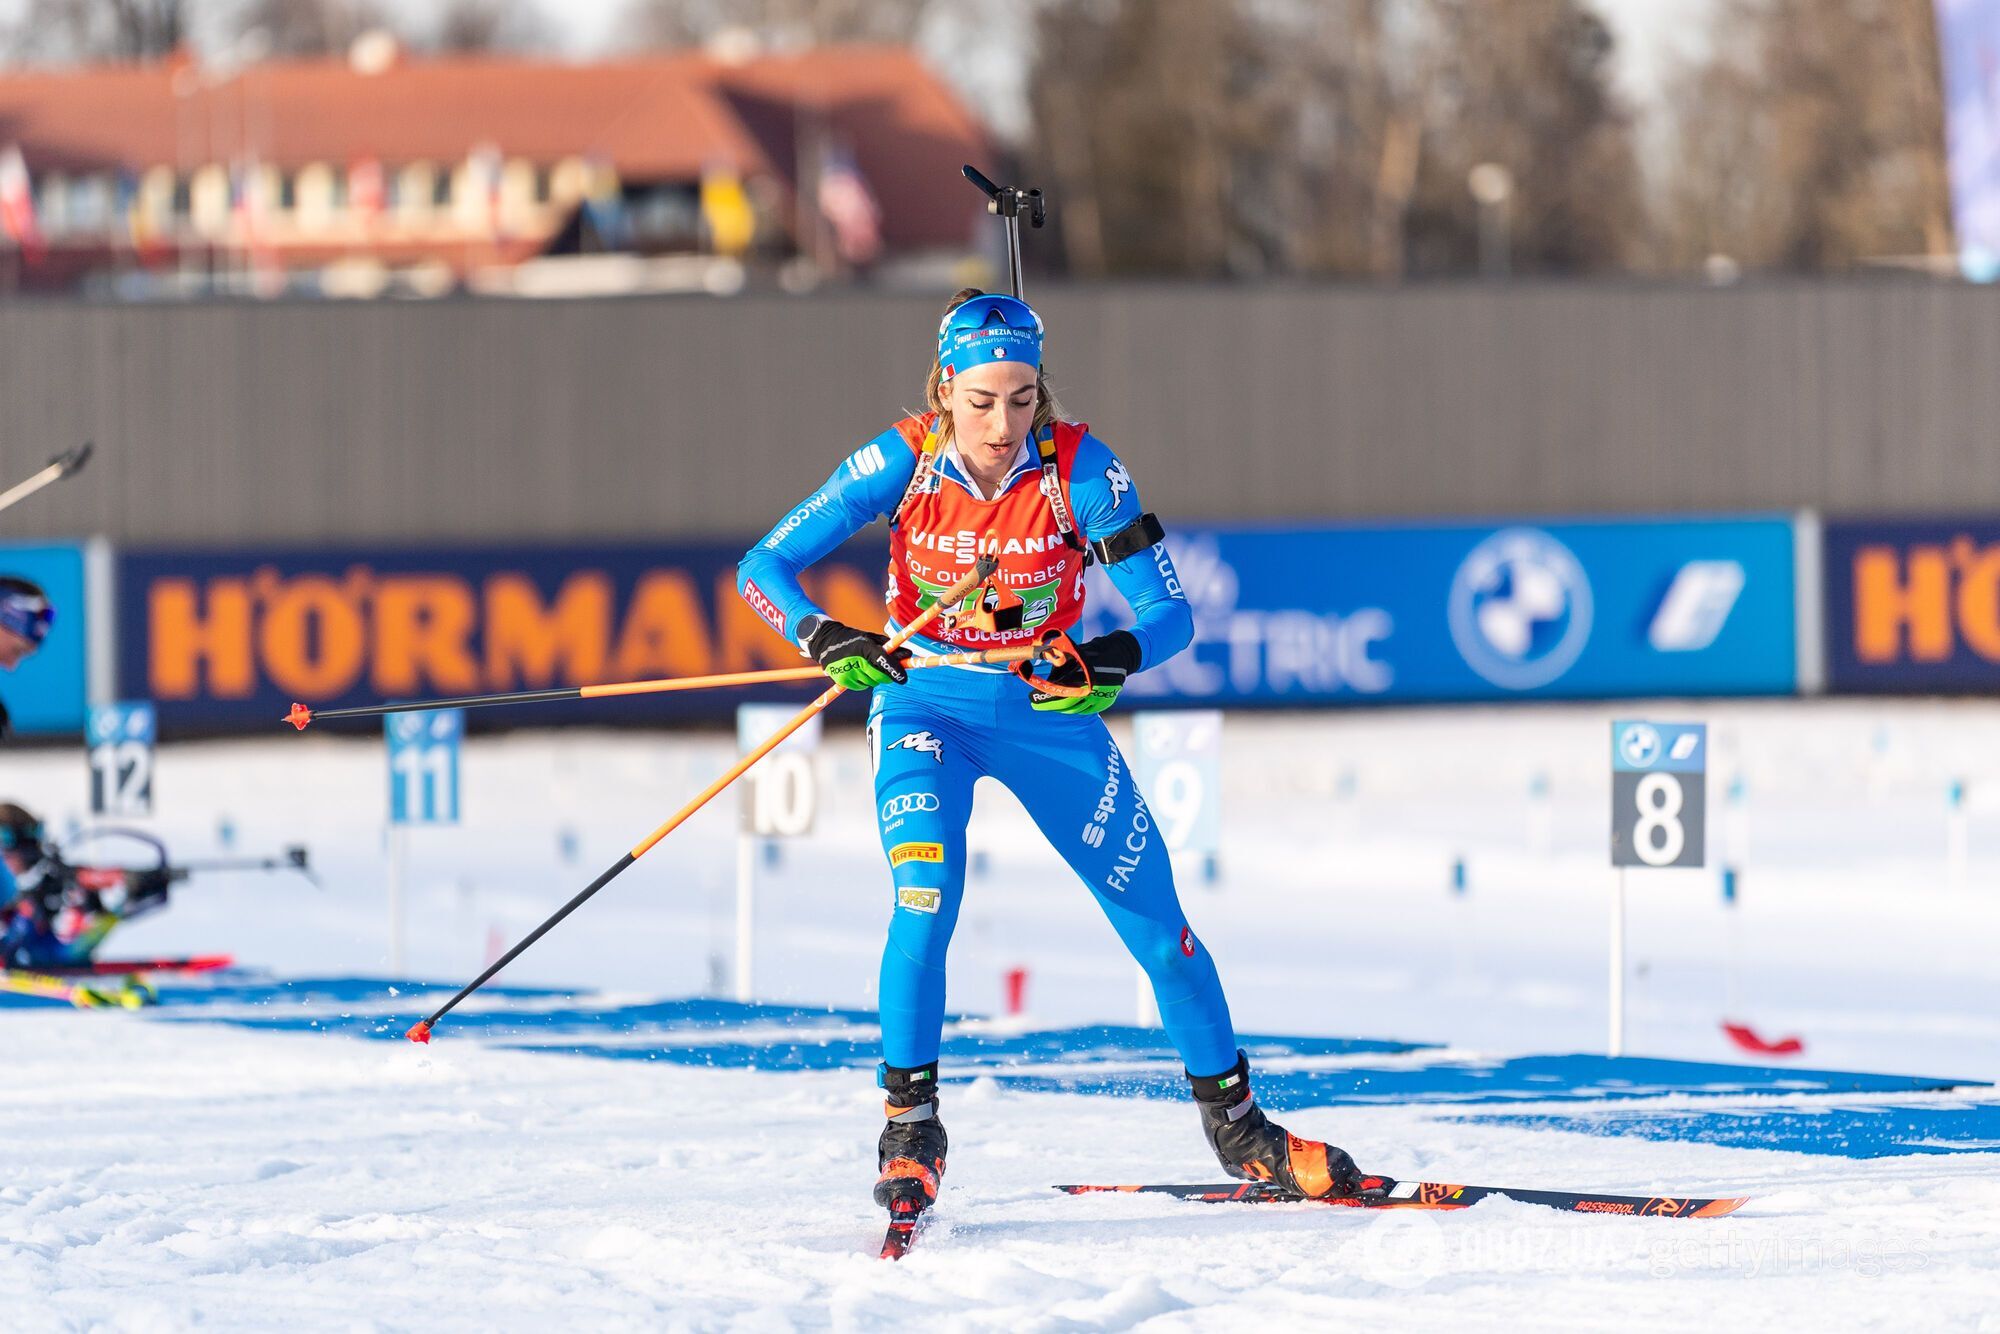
[0,37,998,297]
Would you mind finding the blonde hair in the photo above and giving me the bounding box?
[922,287,1065,447]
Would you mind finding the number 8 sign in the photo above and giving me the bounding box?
[1610,720,1705,868]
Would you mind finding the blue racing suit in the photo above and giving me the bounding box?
[739,423,1239,1076]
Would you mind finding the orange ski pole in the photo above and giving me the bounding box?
[284,645,1035,730]
[407,557,1000,1042]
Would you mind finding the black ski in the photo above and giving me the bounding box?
[1056,1179,1748,1218]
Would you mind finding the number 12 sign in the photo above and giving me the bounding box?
[1610,720,1706,868]
[387,710,463,825]
[88,701,156,818]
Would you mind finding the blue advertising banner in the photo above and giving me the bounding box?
[1081,517,1797,706]
[1823,516,2000,693]
[117,541,888,732]
[0,542,88,736]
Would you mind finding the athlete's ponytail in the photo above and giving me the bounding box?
[922,288,1064,448]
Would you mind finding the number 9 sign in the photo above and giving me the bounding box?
[1132,711,1222,857]
[1610,721,1705,869]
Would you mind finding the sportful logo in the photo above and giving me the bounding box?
[1447,528,1594,690]
[889,731,945,763]
[1105,462,1132,500]
[742,579,785,636]
[763,492,833,550]
[1080,743,1123,847]
[881,793,940,820]
[847,443,889,479]
[1648,560,1745,652]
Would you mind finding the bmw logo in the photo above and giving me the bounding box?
[1447,528,1593,690]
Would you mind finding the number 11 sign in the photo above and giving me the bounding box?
[387,711,463,826]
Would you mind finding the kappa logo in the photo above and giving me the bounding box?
[847,442,889,479]
[1105,461,1132,500]
[897,887,942,914]
[889,731,945,763]
[881,793,940,820]
[889,841,944,867]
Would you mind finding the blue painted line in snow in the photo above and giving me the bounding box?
[32,973,1989,1163]
[1460,1100,2000,1158]
[973,1053,1984,1108]
[494,1026,1425,1071]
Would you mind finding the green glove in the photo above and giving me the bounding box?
[805,617,907,692]
[1030,632,1141,715]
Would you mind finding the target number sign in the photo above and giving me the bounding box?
[87,701,156,818]
[1131,710,1222,856]
[739,704,821,837]
[387,710,463,825]
[1610,720,1705,869]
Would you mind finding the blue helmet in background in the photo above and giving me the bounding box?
[937,293,1043,382]
[0,577,51,648]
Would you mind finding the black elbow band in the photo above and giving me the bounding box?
[1090,512,1165,566]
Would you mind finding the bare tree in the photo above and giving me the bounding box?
[1659,0,1951,272]
[4,0,187,64]
[1026,0,1279,278]
[430,0,553,55]
[1024,0,1639,279]
[228,0,387,58]
[616,0,930,50]
[1401,0,1645,276]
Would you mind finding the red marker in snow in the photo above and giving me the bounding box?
[1722,1021,1803,1057]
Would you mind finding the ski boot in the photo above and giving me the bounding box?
[874,1061,947,1251]
[1188,1050,1388,1200]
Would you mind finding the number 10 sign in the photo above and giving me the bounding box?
[1610,720,1706,869]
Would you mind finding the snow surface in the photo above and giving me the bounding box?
[2,699,1997,1330]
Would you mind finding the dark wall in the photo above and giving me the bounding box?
[1,280,1995,545]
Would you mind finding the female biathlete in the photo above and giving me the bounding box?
[737,291,1381,1223]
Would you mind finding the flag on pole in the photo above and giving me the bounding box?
[700,160,756,257]
[349,156,386,231]
[1937,0,2000,278]
[0,145,44,261]
[816,142,881,267]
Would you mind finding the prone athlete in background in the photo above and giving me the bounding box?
[0,802,172,969]
[0,577,55,740]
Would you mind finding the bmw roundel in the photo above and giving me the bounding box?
[1447,528,1594,690]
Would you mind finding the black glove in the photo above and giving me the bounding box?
[1029,631,1142,715]
[804,618,908,692]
